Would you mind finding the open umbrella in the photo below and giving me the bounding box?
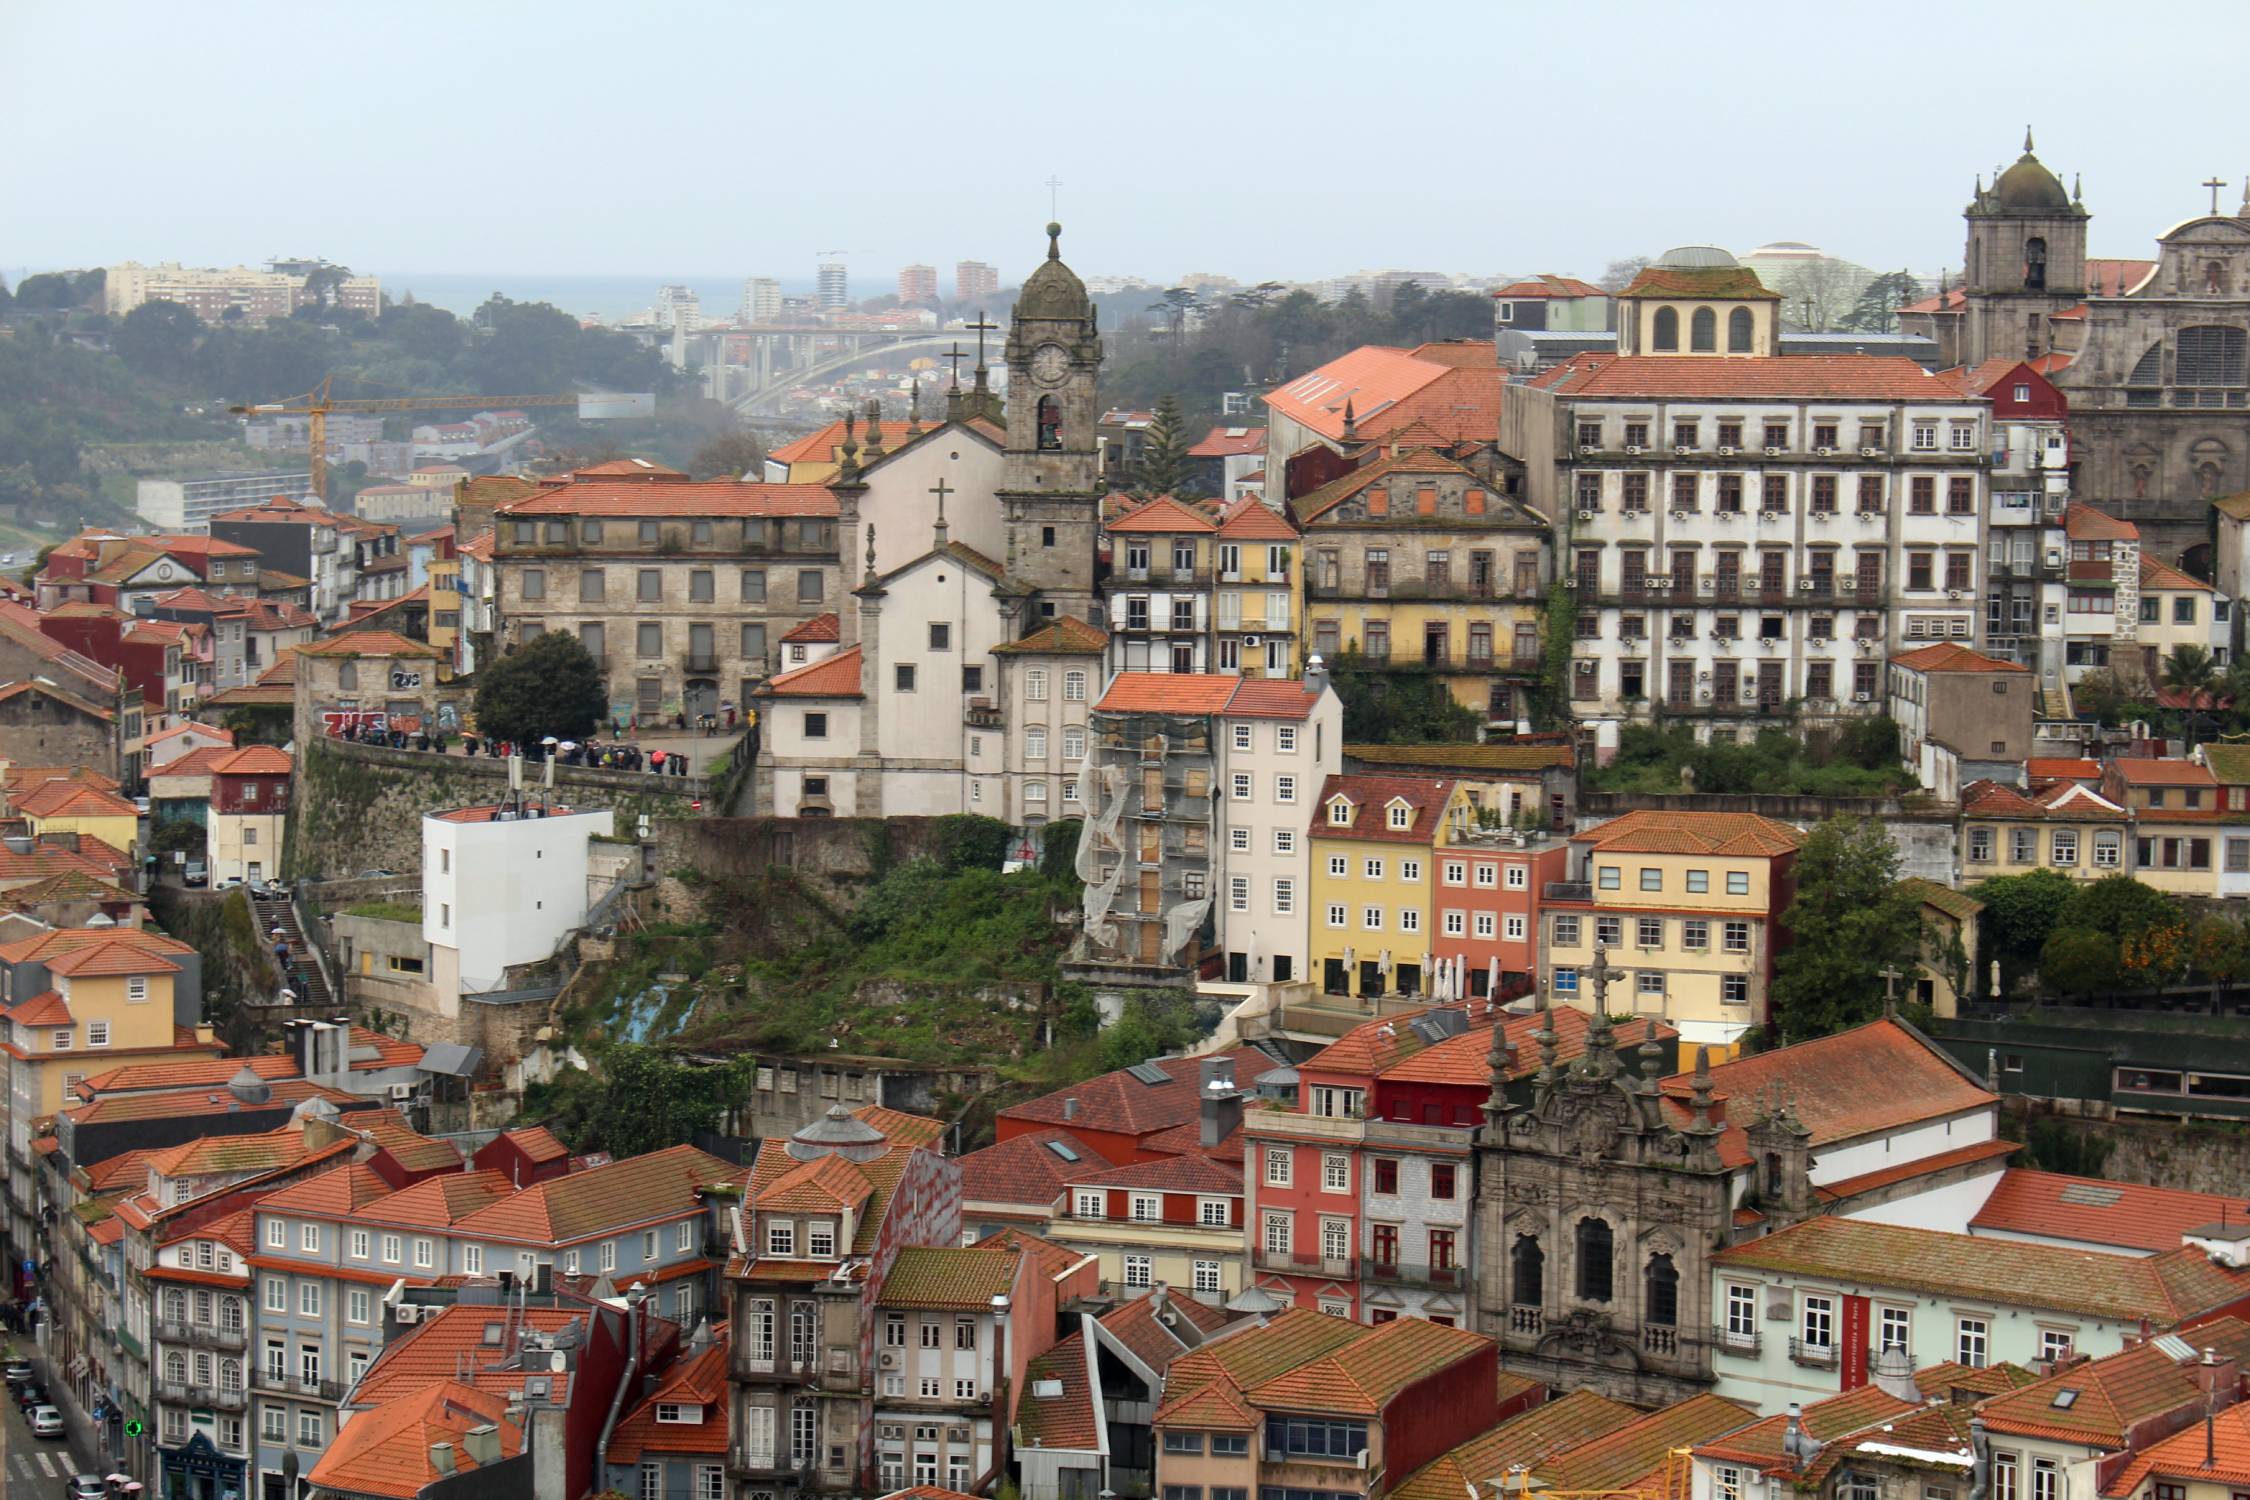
[1488,954,1501,1000]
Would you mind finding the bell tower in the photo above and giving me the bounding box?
[1960,128,2089,362]
[999,222,1104,625]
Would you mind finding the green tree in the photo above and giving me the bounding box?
[2038,927,2119,996]
[1839,270,1921,334]
[2061,873,2178,943]
[471,631,608,745]
[1969,868,2077,989]
[1149,288,1200,359]
[2070,668,2148,727]
[1328,650,1481,743]
[1769,817,1925,1040]
[114,301,204,381]
[12,271,85,309]
[690,426,767,480]
[1133,395,1196,497]
[2189,914,2249,984]
[2161,643,2221,745]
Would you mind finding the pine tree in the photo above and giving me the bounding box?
[1134,394,1197,498]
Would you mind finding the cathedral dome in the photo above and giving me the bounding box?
[1992,130,2070,211]
[1654,245,1739,270]
[1014,222,1093,322]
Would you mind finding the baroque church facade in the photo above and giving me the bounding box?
[1902,132,2250,565]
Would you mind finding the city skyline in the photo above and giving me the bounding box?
[6,0,2245,288]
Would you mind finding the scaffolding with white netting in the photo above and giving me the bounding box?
[1070,707,1218,973]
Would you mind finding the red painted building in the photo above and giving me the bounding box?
[208,745,292,815]
[1432,834,1570,996]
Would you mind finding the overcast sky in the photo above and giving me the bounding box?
[7,0,2247,295]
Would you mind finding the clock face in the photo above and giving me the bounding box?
[1029,344,1070,386]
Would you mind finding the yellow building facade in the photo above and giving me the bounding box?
[0,928,213,1128]
[1307,774,1473,999]
[428,548,462,663]
[20,784,140,858]
[1539,810,1801,1049]
[1958,779,2130,883]
[1300,446,1550,725]
[1212,498,1305,678]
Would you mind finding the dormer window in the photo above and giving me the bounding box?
[808,1223,836,1258]
[1386,800,1413,830]
[656,1402,701,1424]
[766,1223,794,1258]
[1328,798,1354,827]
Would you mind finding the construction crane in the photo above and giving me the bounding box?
[230,378,603,499]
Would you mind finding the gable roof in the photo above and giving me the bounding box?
[1571,807,1803,857]
[2065,503,2138,542]
[306,1380,521,1500]
[208,745,293,776]
[1309,773,1459,845]
[17,782,139,820]
[1393,1389,1645,1500]
[879,1245,1021,1311]
[1106,495,1219,534]
[605,1332,729,1463]
[294,630,442,660]
[1001,1050,1266,1141]
[959,1127,1110,1208]
[1893,642,2031,674]
[1016,1330,1102,1450]
[447,1143,734,1244]
[1898,876,1984,923]
[755,645,862,699]
[1970,1169,2250,1254]
[498,479,836,518]
[2103,1397,2250,1495]
[2141,554,2213,593]
[779,612,839,644]
[1094,672,1242,715]
[1263,345,1507,444]
[1534,1392,1756,1491]
[1657,1017,1993,1168]
[991,616,1108,655]
[1979,1317,2250,1446]
[1714,1218,2250,1324]
[1214,496,1298,540]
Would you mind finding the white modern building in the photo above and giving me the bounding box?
[422,797,616,1006]
[139,471,318,532]
[1211,670,1342,986]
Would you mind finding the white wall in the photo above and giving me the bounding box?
[423,806,614,994]
[1840,1168,2003,1234]
[855,438,1008,581]
[1212,687,1341,983]
[1808,1109,1995,1187]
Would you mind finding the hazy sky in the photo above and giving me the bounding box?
[8,0,2248,294]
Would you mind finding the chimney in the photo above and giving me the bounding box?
[1062,1097,1079,1121]
[430,1442,456,1476]
[1780,1403,1819,1464]
[2197,1345,2241,1404]
[462,1424,501,1468]
[1304,653,1330,701]
[1200,1058,1242,1148]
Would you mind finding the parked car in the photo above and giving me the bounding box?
[68,1475,106,1500]
[17,1378,46,1408]
[29,1405,64,1438]
[214,876,244,890]
[182,859,207,887]
[3,1359,32,1386]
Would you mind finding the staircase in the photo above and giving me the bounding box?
[251,893,336,1010]
[2039,679,2074,720]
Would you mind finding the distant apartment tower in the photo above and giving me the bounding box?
[105,260,379,322]
[956,260,1000,302]
[741,277,782,322]
[138,470,318,532]
[816,261,849,310]
[897,264,938,304]
[654,284,702,332]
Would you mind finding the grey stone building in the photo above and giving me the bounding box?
[997,224,1106,625]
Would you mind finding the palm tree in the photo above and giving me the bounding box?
[2161,644,2221,745]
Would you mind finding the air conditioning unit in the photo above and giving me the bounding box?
[1578,445,1599,457]
[1242,634,1261,648]
[1947,589,1963,600]
[393,1305,422,1325]
[1699,689,1714,702]
[879,1350,901,1369]
[1860,446,1880,457]
[388,1084,414,1103]
[1793,578,1812,592]
[1719,445,1737,457]
[1763,445,1782,457]
[1839,577,1857,591]
[1577,510,1598,522]
[1858,640,1878,654]
[1562,576,1578,588]
[2045,548,2064,567]
[1853,692,1873,703]
[1744,687,1762,703]
[1811,636,1831,647]
[1697,670,1712,681]
[1625,444,1644,456]
[1675,445,1693,457]
[1672,510,1690,522]
[1816,446,1835,457]
[1700,575,1718,590]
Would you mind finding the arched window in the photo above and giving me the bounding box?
[2024,237,2048,291]
[163,1288,186,1324]
[1575,1217,1613,1302]
[1764,1151,1784,1197]
[1036,396,1063,452]
[2206,261,2227,296]
[1645,1253,1680,1326]
[1652,306,1679,352]
[1510,1234,1544,1307]
[163,1351,186,1384]
[1728,307,1754,353]
[221,1298,243,1333]
[1690,307,1717,352]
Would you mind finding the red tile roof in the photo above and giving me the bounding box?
[1309,773,1459,845]
[1493,275,1610,299]
[1295,448,1496,525]
[1214,496,1299,540]
[2065,503,2138,542]
[880,1245,1022,1310]
[1094,672,1242,715]
[307,1381,522,1500]
[1980,1316,2250,1446]
[991,616,1107,655]
[1065,1150,1239,1195]
[2028,758,2103,783]
[1264,345,1506,444]
[1106,495,1219,534]
[356,1169,518,1231]
[1971,1169,2249,1254]
[2108,758,2218,787]
[255,1162,395,1216]
[853,1103,944,1149]
[1238,1313,1492,1416]
[1893,642,2031,674]
[495,1124,571,1165]
[295,630,443,659]
[208,745,293,776]
[1221,678,1325,720]
[43,936,184,977]
[17,782,140,820]
[779,612,840,644]
[2141,555,2212,592]
[448,1143,733,1245]
[1617,264,1780,300]
[6,991,71,1026]
[353,1304,590,1405]
[1571,807,1803,857]
[960,1127,1112,1209]
[570,459,687,478]
[1017,1330,1102,1449]
[2104,1397,2250,1495]
[1095,1288,1232,1374]
[756,645,862,699]
[1534,352,1965,400]
[1188,427,1266,459]
[1533,1393,1756,1492]
[498,479,837,517]
[1695,1383,1918,1478]
[1658,1018,1994,1169]
[605,1332,729,1462]
[1393,1389,1643,1500]
[1001,1050,1267,1141]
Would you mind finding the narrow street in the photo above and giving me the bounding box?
[3,1346,108,1500]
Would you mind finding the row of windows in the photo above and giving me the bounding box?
[259,1218,694,1271]
[636,1463,726,1500]
[1594,866,1753,895]
[518,565,827,606]
[1965,826,2121,868]
[1576,414,1978,452]
[1556,912,1754,952]
[1551,966,1749,1005]
[1126,1255,1223,1293]
[1072,1190,1236,1225]
[1260,1150,1459,1199]
[506,517,834,551]
[1575,470,1981,516]
[1580,547,1978,592]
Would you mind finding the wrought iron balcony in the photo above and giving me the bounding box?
[155,1318,246,1351]
[1251,1248,1357,1279]
[1789,1336,1840,1369]
[1712,1325,1762,1356]
[1362,1260,1461,1289]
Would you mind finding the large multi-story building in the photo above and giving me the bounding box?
[817,262,849,310]
[207,745,292,885]
[210,497,351,622]
[1887,642,2035,802]
[492,470,839,723]
[105,261,379,323]
[139,472,319,533]
[955,261,999,304]
[1306,774,1471,1001]
[1522,248,1993,755]
[743,277,783,322]
[1301,446,1552,725]
[1212,497,1303,678]
[1949,359,2073,679]
[898,265,938,304]
[1538,809,1802,1049]
[1102,497,1216,676]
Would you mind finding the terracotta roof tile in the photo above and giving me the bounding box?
[295,630,442,659]
[1345,741,1574,774]
[1001,1050,1267,1144]
[1240,1314,1491,1416]
[880,1245,1020,1310]
[494,1125,570,1164]
[1188,427,1266,459]
[605,1333,730,1463]
[353,1304,588,1406]
[208,745,293,776]
[255,1163,395,1216]
[853,1103,944,1149]
[1017,1330,1102,1449]
[742,1140,921,1257]
[307,1380,522,1500]
[755,644,862,699]
[1308,773,1460,846]
[1393,1389,1644,1500]
[500,479,836,518]
[570,459,686,478]
[1971,1169,2250,1254]
[2065,503,2138,542]
[1155,1307,1364,1425]
[1893,643,2031,674]
[6,991,72,1026]
[1106,495,1219,534]
[356,1169,518,1231]
[1572,807,1803,857]
[1979,1317,2250,1446]
[16,782,140,820]
[1617,265,1782,300]
[2109,758,2217,787]
[959,1127,1111,1209]
[2028,758,2103,783]
[2103,1398,2250,1496]
[1065,1150,1239,1195]
[779,612,840,644]
[991,616,1108,655]
[43,936,184,977]
[1094,671,1241,715]
[1095,1289,1231,1375]
[2140,555,2212,592]
[1264,346,1506,444]
[1214,496,1298,540]
[1696,1384,1919,1476]
[449,1143,733,1244]
[1536,1393,1757,1491]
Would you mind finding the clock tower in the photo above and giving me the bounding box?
[999,221,1104,624]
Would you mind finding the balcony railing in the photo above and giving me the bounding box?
[1363,1261,1461,1289]
[254,1368,350,1401]
[1713,1326,1762,1356]
[1506,1306,1543,1335]
[159,1378,246,1410]
[1251,1248,1357,1279]
[156,1318,246,1351]
[684,652,721,674]
[1789,1337,1840,1369]
[1642,1325,1683,1356]
[964,701,1003,728]
[1306,579,1544,604]
[1544,880,1593,902]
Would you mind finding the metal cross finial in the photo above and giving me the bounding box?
[1045,175,1063,218]
[965,311,1000,368]
[2205,177,2229,216]
[939,343,968,388]
[1878,965,1904,1018]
